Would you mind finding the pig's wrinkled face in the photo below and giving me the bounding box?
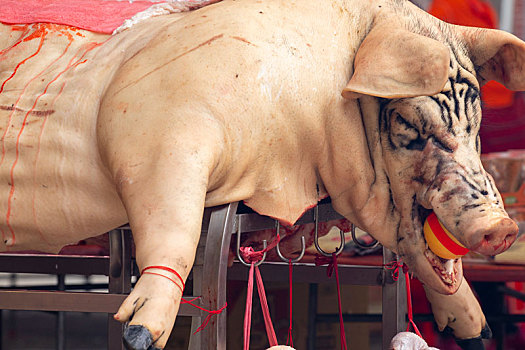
[379,64,518,294]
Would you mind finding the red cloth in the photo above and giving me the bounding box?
[480,93,525,153]
[0,0,155,34]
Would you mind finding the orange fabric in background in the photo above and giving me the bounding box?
[429,0,515,108]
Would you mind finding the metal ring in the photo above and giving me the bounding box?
[275,221,306,262]
[351,224,380,249]
[236,215,268,267]
[313,205,345,257]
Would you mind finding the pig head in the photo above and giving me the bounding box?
[341,17,524,296]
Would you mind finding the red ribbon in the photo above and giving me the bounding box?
[315,253,347,350]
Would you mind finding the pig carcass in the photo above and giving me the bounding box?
[0,0,524,348]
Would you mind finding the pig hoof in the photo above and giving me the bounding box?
[481,323,492,339]
[123,324,154,350]
[455,336,485,350]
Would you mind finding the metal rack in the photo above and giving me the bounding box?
[0,201,406,349]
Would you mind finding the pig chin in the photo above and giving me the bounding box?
[397,204,463,295]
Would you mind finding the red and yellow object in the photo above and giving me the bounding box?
[424,212,469,259]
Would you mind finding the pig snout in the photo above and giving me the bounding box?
[468,217,518,256]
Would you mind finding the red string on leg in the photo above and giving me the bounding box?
[141,271,184,294]
[141,265,185,290]
[286,259,294,347]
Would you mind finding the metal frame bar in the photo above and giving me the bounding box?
[381,248,407,350]
[228,261,384,285]
[189,202,238,350]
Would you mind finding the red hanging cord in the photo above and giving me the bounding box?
[255,266,278,346]
[315,253,348,350]
[384,261,422,338]
[286,259,294,347]
[180,297,228,334]
[243,263,255,350]
[402,264,422,338]
[240,235,281,350]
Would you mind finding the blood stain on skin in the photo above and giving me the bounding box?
[0,27,31,64]
[0,23,105,245]
[231,36,256,46]
[0,105,55,116]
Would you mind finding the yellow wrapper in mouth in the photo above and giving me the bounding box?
[423,212,469,260]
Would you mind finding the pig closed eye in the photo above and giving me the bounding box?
[406,135,428,150]
[390,114,428,151]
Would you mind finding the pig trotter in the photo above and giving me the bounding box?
[447,323,491,350]
[480,323,492,339]
[123,324,161,350]
[455,337,484,350]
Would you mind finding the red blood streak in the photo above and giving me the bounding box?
[0,27,46,95]
[0,29,55,166]
[6,39,104,244]
[0,25,30,62]
[30,40,74,244]
[2,31,46,243]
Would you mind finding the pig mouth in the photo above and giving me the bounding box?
[409,204,463,294]
[424,249,461,287]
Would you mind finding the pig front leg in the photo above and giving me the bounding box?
[99,131,221,349]
[99,63,227,348]
[424,276,491,350]
[113,153,212,349]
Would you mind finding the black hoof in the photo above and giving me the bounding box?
[123,324,153,350]
[481,323,492,339]
[455,336,485,350]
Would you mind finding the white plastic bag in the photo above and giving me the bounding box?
[390,332,440,350]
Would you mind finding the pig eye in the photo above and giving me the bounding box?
[406,135,428,150]
[390,114,427,151]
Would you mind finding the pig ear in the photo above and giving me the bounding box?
[342,26,450,99]
[457,27,525,90]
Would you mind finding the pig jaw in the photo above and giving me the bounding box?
[395,198,464,295]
